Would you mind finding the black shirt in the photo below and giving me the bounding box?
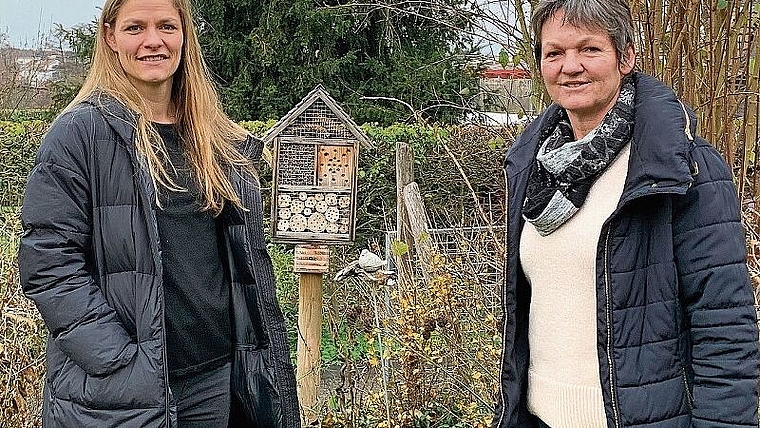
[153,123,231,379]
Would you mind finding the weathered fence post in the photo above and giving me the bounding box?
[403,182,435,282]
[396,142,415,283]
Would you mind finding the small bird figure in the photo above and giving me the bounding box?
[334,249,396,284]
[358,249,386,272]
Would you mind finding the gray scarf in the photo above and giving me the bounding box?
[523,77,635,236]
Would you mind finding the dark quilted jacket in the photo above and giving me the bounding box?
[492,73,759,427]
[19,94,300,427]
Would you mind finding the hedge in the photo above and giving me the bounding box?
[1,118,514,246]
[1,121,48,207]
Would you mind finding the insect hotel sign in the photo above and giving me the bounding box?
[263,85,370,245]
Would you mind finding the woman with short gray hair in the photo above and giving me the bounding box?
[492,0,759,427]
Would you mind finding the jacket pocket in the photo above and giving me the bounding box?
[49,354,81,401]
[50,341,163,410]
[80,345,164,409]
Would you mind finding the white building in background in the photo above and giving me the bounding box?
[468,61,536,126]
[16,52,63,86]
[1,47,84,109]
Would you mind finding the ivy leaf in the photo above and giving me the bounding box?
[717,0,728,10]
[391,240,409,257]
[498,49,510,69]
[487,136,506,150]
[513,53,523,67]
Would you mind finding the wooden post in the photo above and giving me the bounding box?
[294,245,330,423]
[396,142,415,284]
[403,182,435,282]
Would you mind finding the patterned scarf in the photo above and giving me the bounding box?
[523,76,635,236]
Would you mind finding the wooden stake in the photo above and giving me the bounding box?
[396,142,414,247]
[297,272,322,422]
[294,244,329,423]
[403,182,435,282]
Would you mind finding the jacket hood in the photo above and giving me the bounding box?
[622,72,695,202]
[81,92,139,146]
[507,72,696,203]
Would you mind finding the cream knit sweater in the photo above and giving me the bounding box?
[519,143,631,428]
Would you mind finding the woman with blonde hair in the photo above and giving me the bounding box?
[19,0,299,426]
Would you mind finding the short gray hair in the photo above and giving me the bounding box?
[530,0,636,67]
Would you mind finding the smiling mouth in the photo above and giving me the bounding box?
[561,82,590,88]
[138,54,169,62]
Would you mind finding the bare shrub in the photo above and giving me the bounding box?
[320,227,503,427]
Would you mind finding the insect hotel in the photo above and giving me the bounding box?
[263,84,369,246]
[261,85,370,420]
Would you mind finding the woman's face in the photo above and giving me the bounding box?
[105,0,184,98]
[540,9,634,128]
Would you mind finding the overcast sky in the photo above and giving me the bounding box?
[0,0,102,48]
[0,0,512,56]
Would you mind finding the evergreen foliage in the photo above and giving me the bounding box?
[195,0,480,124]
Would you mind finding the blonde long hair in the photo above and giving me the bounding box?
[66,0,251,214]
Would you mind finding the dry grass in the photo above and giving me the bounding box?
[1,206,45,428]
[744,207,760,303]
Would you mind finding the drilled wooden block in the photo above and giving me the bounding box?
[294,245,331,273]
[317,145,353,187]
[275,190,352,239]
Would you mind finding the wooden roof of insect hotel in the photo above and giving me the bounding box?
[262,84,371,147]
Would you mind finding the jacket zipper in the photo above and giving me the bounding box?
[150,204,171,424]
[495,166,510,426]
[678,101,694,142]
[681,367,694,410]
[160,271,171,425]
[603,228,621,428]
[678,101,697,416]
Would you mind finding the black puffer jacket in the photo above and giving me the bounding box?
[492,73,759,427]
[19,94,300,427]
